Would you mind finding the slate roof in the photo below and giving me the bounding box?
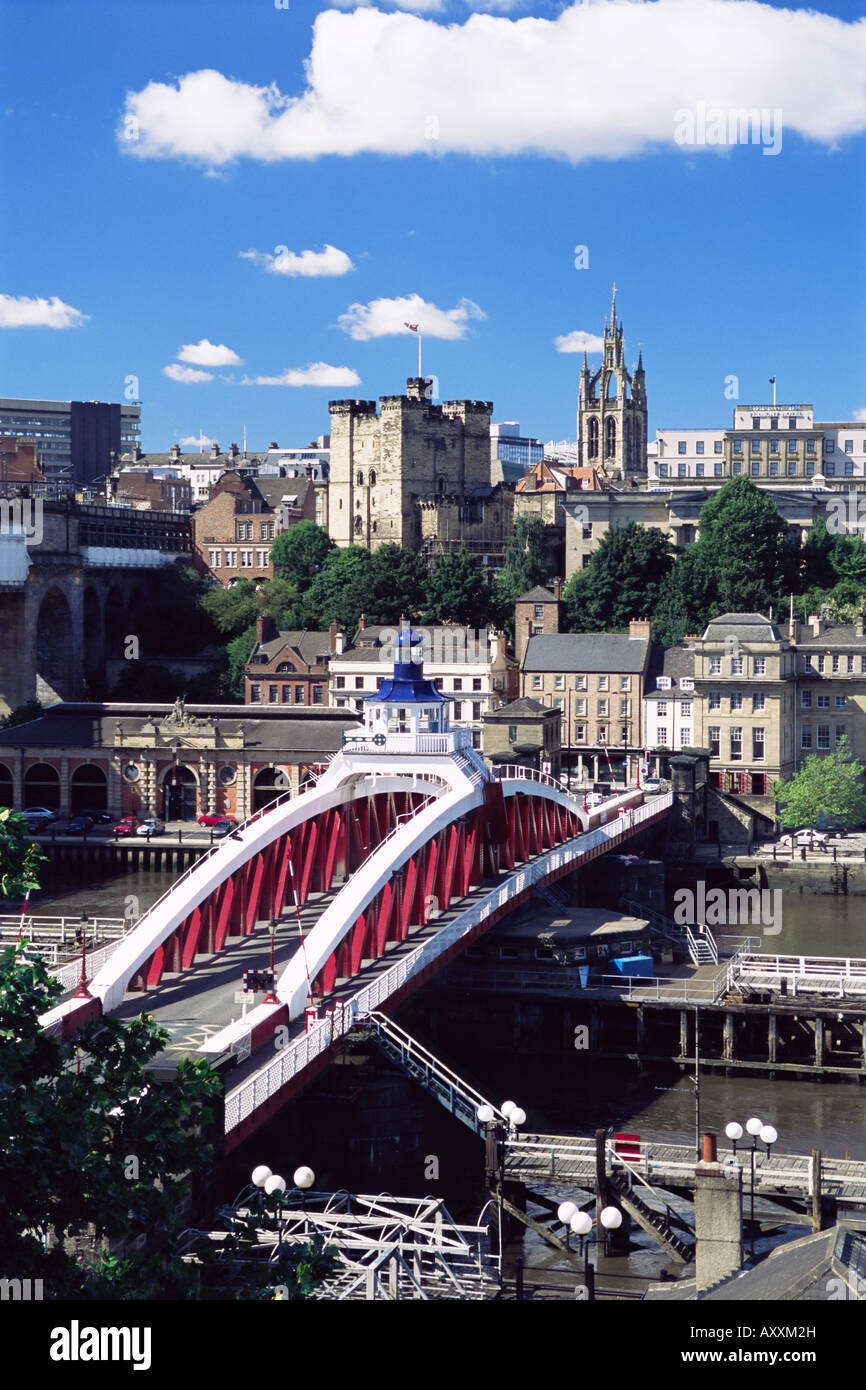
[702,613,783,642]
[644,1225,866,1302]
[484,698,552,719]
[797,622,866,649]
[250,630,333,667]
[522,633,650,674]
[516,586,558,603]
[645,645,695,699]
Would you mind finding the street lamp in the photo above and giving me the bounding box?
[264,918,279,1004]
[73,911,90,999]
[725,1117,779,1260]
[501,1100,526,1140]
[557,1204,622,1299]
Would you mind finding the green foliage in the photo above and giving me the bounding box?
[306,546,375,631]
[270,521,334,590]
[688,476,798,615]
[0,807,47,898]
[775,736,866,831]
[224,625,258,700]
[201,578,262,637]
[423,547,503,629]
[0,700,45,730]
[365,544,428,625]
[132,562,218,659]
[0,945,222,1297]
[564,522,673,633]
[495,515,550,605]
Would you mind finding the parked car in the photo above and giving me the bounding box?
[23,806,58,824]
[210,819,237,839]
[197,812,238,827]
[642,778,663,792]
[815,813,848,837]
[780,829,829,849]
[76,808,114,824]
[113,816,141,837]
[136,818,166,837]
[64,814,94,836]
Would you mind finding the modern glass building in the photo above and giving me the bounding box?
[0,398,141,483]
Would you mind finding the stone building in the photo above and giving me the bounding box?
[192,471,314,585]
[576,287,647,486]
[644,646,696,755]
[514,585,563,667]
[481,696,561,776]
[0,699,356,821]
[328,378,494,551]
[113,468,192,512]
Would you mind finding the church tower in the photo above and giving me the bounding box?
[577,286,647,485]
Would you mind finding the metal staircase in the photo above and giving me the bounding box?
[354,1011,502,1135]
[607,1172,694,1264]
[534,880,572,912]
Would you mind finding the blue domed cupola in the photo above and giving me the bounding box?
[364,624,451,736]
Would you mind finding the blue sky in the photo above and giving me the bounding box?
[1,0,864,453]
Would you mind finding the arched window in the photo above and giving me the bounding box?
[369,470,377,487]
[357,471,364,487]
[354,515,363,533]
[587,417,599,459]
[437,477,446,494]
[605,416,617,459]
[606,372,618,399]
[276,662,296,674]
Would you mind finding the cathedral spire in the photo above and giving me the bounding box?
[609,282,617,336]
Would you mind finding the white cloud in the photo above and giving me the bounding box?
[240,244,354,277]
[853,408,866,422]
[177,338,242,366]
[554,330,604,354]
[162,363,214,383]
[242,362,362,387]
[0,294,88,329]
[338,293,485,340]
[179,433,215,447]
[329,0,447,14]
[119,2,866,166]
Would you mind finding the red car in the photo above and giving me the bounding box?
[197,812,238,827]
[113,816,141,836]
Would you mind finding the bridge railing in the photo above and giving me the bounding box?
[352,796,439,878]
[225,793,674,1134]
[343,730,473,755]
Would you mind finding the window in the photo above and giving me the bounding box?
[801,726,812,749]
[282,685,291,703]
[817,725,830,750]
[597,699,609,716]
[845,461,855,476]
[844,439,854,453]
[752,727,765,761]
[597,676,609,691]
[730,656,743,674]
[753,657,766,675]
[619,724,629,742]
[657,725,668,745]
[597,726,608,743]
[729,727,742,760]
[224,549,237,567]
[770,417,778,430]
[752,692,765,711]
[453,678,463,691]
[554,675,564,691]
[714,462,724,477]
[250,684,261,703]
[472,702,482,721]
[769,461,778,476]
[733,440,743,454]
[313,686,324,705]
[534,604,544,619]
[257,549,270,567]
[752,416,761,430]
[788,418,797,431]
[620,676,631,690]
[708,691,721,710]
[832,655,840,673]
[733,461,742,475]
[268,685,278,703]
[836,725,846,747]
[807,460,815,476]
[657,701,668,716]
[807,439,816,453]
[847,655,855,673]
[751,439,761,454]
[208,550,221,567]
[751,461,760,476]
[826,461,836,477]
[696,440,704,455]
[574,698,586,715]
[276,662,296,674]
[454,701,463,720]
[817,655,826,673]
[696,463,704,477]
[576,675,587,690]
[681,702,692,718]
[770,439,779,454]
[835,695,847,709]
[619,699,629,717]
[508,725,517,743]
[708,726,720,758]
[861,656,866,674]
[678,441,687,455]
[531,675,542,690]
[681,728,692,746]
[714,440,723,454]
[817,694,830,709]
[730,693,742,710]
[355,676,365,690]
[676,463,685,478]
[574,724,585,743]
[658,464,668,478]
[295,686,305,704]
[335,676,345,689]
[472,677,482,692]
[709,656,721,675]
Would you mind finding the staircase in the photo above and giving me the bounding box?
[452,747,490,789]
[685,925,718,966]
[534,880,572,912]
[607,1172,694,1264]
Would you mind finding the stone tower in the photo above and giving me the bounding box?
[577,287,647,485]
[328,379,493,550]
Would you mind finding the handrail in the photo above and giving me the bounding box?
[361,1011,504,1125]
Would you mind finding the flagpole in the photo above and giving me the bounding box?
[418,330,422,380]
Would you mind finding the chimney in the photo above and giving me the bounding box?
[256,614,277,645]
[329,622,338,653]
[808,613,824,637]
[553,577,563,601]
[628,617,652,639]
[169,443,181,459]
[210,441,220,459]
[694,1134,743,1293]
[269,442,279,450]
[131,442,142,462]
[358,613,366,631]
[857,615,865,639]
[229,443,239,457]
[334,629,346,655]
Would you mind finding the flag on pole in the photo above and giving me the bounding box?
[404,323,422,377]
[404,323,419,332]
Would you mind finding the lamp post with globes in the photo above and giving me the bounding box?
[557,1203,623,1300]
[725,1118,778,1260]
[249,1162,316,1245]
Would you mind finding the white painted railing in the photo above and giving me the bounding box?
[343,730,473,755]
[50,939,127,993]
[224,793,673,1134]
[733,952,866,998]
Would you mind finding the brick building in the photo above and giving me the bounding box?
[244,617,335,707]
[114,468,192,512]
[192,471,315,585]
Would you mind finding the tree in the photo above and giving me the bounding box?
[688,476,797,613]
[307,546,375,631]
[775,737,866,831]
[201,578,262,637]
[0,700,45,730]
[364,544,428,625]
[223,625,258,700]
[132,562,217,658]
[495,515,550,605]
[270,522,333,590]
[423,547,503,629]
[651,546,717,647]
[563,522,673,633]
[0,808,46,898]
